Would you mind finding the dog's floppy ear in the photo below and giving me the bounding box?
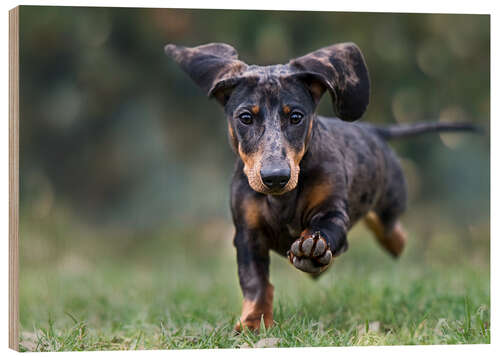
[165,42,248,105]
[289,42,370,121]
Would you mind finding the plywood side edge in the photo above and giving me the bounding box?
[9,5,20,351]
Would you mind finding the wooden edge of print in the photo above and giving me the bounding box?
[9,6,20,351]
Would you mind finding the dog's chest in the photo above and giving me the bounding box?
[273,219,303,256]
[263,199,304,254]
[285,222,302,238]
[271,208,301,237]
[265,196,301,233]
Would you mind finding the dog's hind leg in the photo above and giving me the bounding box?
[364,152,408,257]
[364,211,407,257]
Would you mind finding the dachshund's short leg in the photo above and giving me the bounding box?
[234,228,273,332]
[288,201,350,275]
[364,211,407,257]
[365,159,408,257]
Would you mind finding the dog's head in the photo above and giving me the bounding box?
[165,42,370,195]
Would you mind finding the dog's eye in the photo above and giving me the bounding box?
[238,112,253,125]
[290,111,304,124]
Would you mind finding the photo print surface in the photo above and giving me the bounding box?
[15,6,490,351]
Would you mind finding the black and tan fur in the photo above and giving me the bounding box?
[165,42,477,331]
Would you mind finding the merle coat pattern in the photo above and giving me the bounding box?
[165,42,476,331]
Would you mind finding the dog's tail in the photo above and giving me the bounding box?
[372,121,481,140]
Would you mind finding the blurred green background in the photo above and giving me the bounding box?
[18,6,490,350]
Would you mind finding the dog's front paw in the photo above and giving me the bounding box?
[288,231,333,274]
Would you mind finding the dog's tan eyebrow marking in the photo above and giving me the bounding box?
[283,105,291,114]
[251,105,260,115]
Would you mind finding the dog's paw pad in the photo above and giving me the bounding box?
[316,249,332,265]
[288,232,333,274]
[292,256,320,273]
[312,236,327,257]
[301,237,315,255]
[290,239,303,257]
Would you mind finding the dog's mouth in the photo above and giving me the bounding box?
[243,160,300,196]
[259,184,295,196]
[238,143,304,196]
[248,177,298,196]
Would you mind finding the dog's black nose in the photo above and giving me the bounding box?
[260,167,291,190]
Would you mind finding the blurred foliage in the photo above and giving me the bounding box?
[19,6,489,235]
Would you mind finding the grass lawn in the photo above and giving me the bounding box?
[18,211,490,351]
